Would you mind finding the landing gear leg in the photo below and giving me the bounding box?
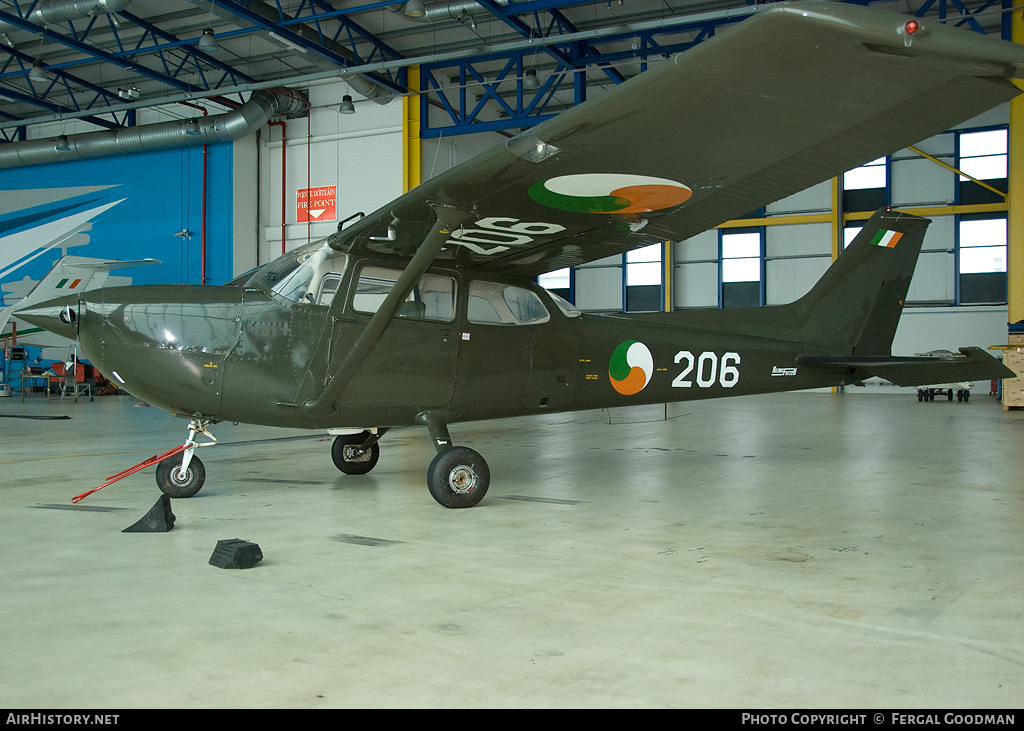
[422,416,489,509]
[155,419,217,498]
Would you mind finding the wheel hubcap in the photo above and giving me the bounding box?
[343,445,370,463]
[448,465,477,494]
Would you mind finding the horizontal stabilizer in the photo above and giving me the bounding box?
[797,347,1016,386]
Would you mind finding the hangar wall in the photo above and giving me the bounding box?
[0,108,233,293]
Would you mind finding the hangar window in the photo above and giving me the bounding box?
[959,129,1007,182]
[843,156,887,211]
[352,266,456,321]
[958,128,1008,205]
[844,157,887,190]
[625,243,663,312]
[958,214,1007,304]
[538,267,573,303]
[721,230,762,308]
[468,281,550,325]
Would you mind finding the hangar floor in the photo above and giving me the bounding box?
[0,389,1021,709]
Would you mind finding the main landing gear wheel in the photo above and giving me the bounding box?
[427,446,489,509]
[331,432,380,475]
[156,454,206,498]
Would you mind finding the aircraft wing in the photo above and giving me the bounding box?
[333,1,1024,277]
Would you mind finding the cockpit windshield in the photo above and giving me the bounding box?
[249,240,347,303]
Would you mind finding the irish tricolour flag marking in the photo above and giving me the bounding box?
[869,229,903,248]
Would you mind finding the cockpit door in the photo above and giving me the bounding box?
[329,264,460,408]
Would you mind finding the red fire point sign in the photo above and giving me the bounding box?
[296,185,337,222]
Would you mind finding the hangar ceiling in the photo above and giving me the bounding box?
[0,0,1011,140]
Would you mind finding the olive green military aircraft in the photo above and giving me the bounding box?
[17,2,1022,508]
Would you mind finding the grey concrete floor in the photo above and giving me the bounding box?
[0,389,1022,709]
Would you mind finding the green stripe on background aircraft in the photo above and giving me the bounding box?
[17,1,1021,508]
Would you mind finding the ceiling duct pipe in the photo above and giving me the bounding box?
[0,87,307,169]
[0,0,132,36]
[402,0,509,24]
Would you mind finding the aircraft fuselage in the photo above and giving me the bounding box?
[54,256,840,430]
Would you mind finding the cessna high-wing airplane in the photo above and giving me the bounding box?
[16,2,1023,508]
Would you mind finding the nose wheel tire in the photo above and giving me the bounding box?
[331,432,380,475]
[156,454,206,498]
[427,446,489,509]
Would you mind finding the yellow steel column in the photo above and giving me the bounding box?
[1009,15,1024,323]
[831,176,842,261]
[402,66,422,193]
[663,240,672,311]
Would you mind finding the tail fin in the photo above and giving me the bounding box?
[791,208,928,357]
[790,209,1017,385]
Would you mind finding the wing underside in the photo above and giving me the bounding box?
[332,1,1024,277]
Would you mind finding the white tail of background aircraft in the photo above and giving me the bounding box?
[2,256,158,351]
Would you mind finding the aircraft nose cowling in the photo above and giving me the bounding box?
[14,294,81,341]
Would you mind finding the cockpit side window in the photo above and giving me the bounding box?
[352,266,456,322]
[468,281,550,325]
[317,274,343,306]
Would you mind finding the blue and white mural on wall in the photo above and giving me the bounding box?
[0,143,233,330]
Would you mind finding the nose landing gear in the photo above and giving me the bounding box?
[155,419,217,498]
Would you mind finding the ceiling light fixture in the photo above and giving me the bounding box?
[403,0,426,18]
[524,69,540,90]
[29,59,50,83]
[55,134,71,152]
[197,28,218,53]
[338,94,356,115]
[184,119,201,136]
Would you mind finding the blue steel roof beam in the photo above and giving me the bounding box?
[116,10,257,86]
[302,0,409,75]
[419,13,753,137]
[210,0,407,94]
[473,0,580,69]
[0,9,202,94]
[423,69,463,123]
[544,7,625,85]
[909,0,989,33]
[0,45,133,127]
[464,57,520,121]
[0,82,125,129]
[422,50,574,133]
[299,1,403,68]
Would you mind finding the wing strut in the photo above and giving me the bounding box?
[302,205,469,417]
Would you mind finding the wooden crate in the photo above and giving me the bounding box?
[1003,333,1024,409]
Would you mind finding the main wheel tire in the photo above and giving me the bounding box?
[156,454,205,498]
[331,433,380,475]
[427,446,489,509]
